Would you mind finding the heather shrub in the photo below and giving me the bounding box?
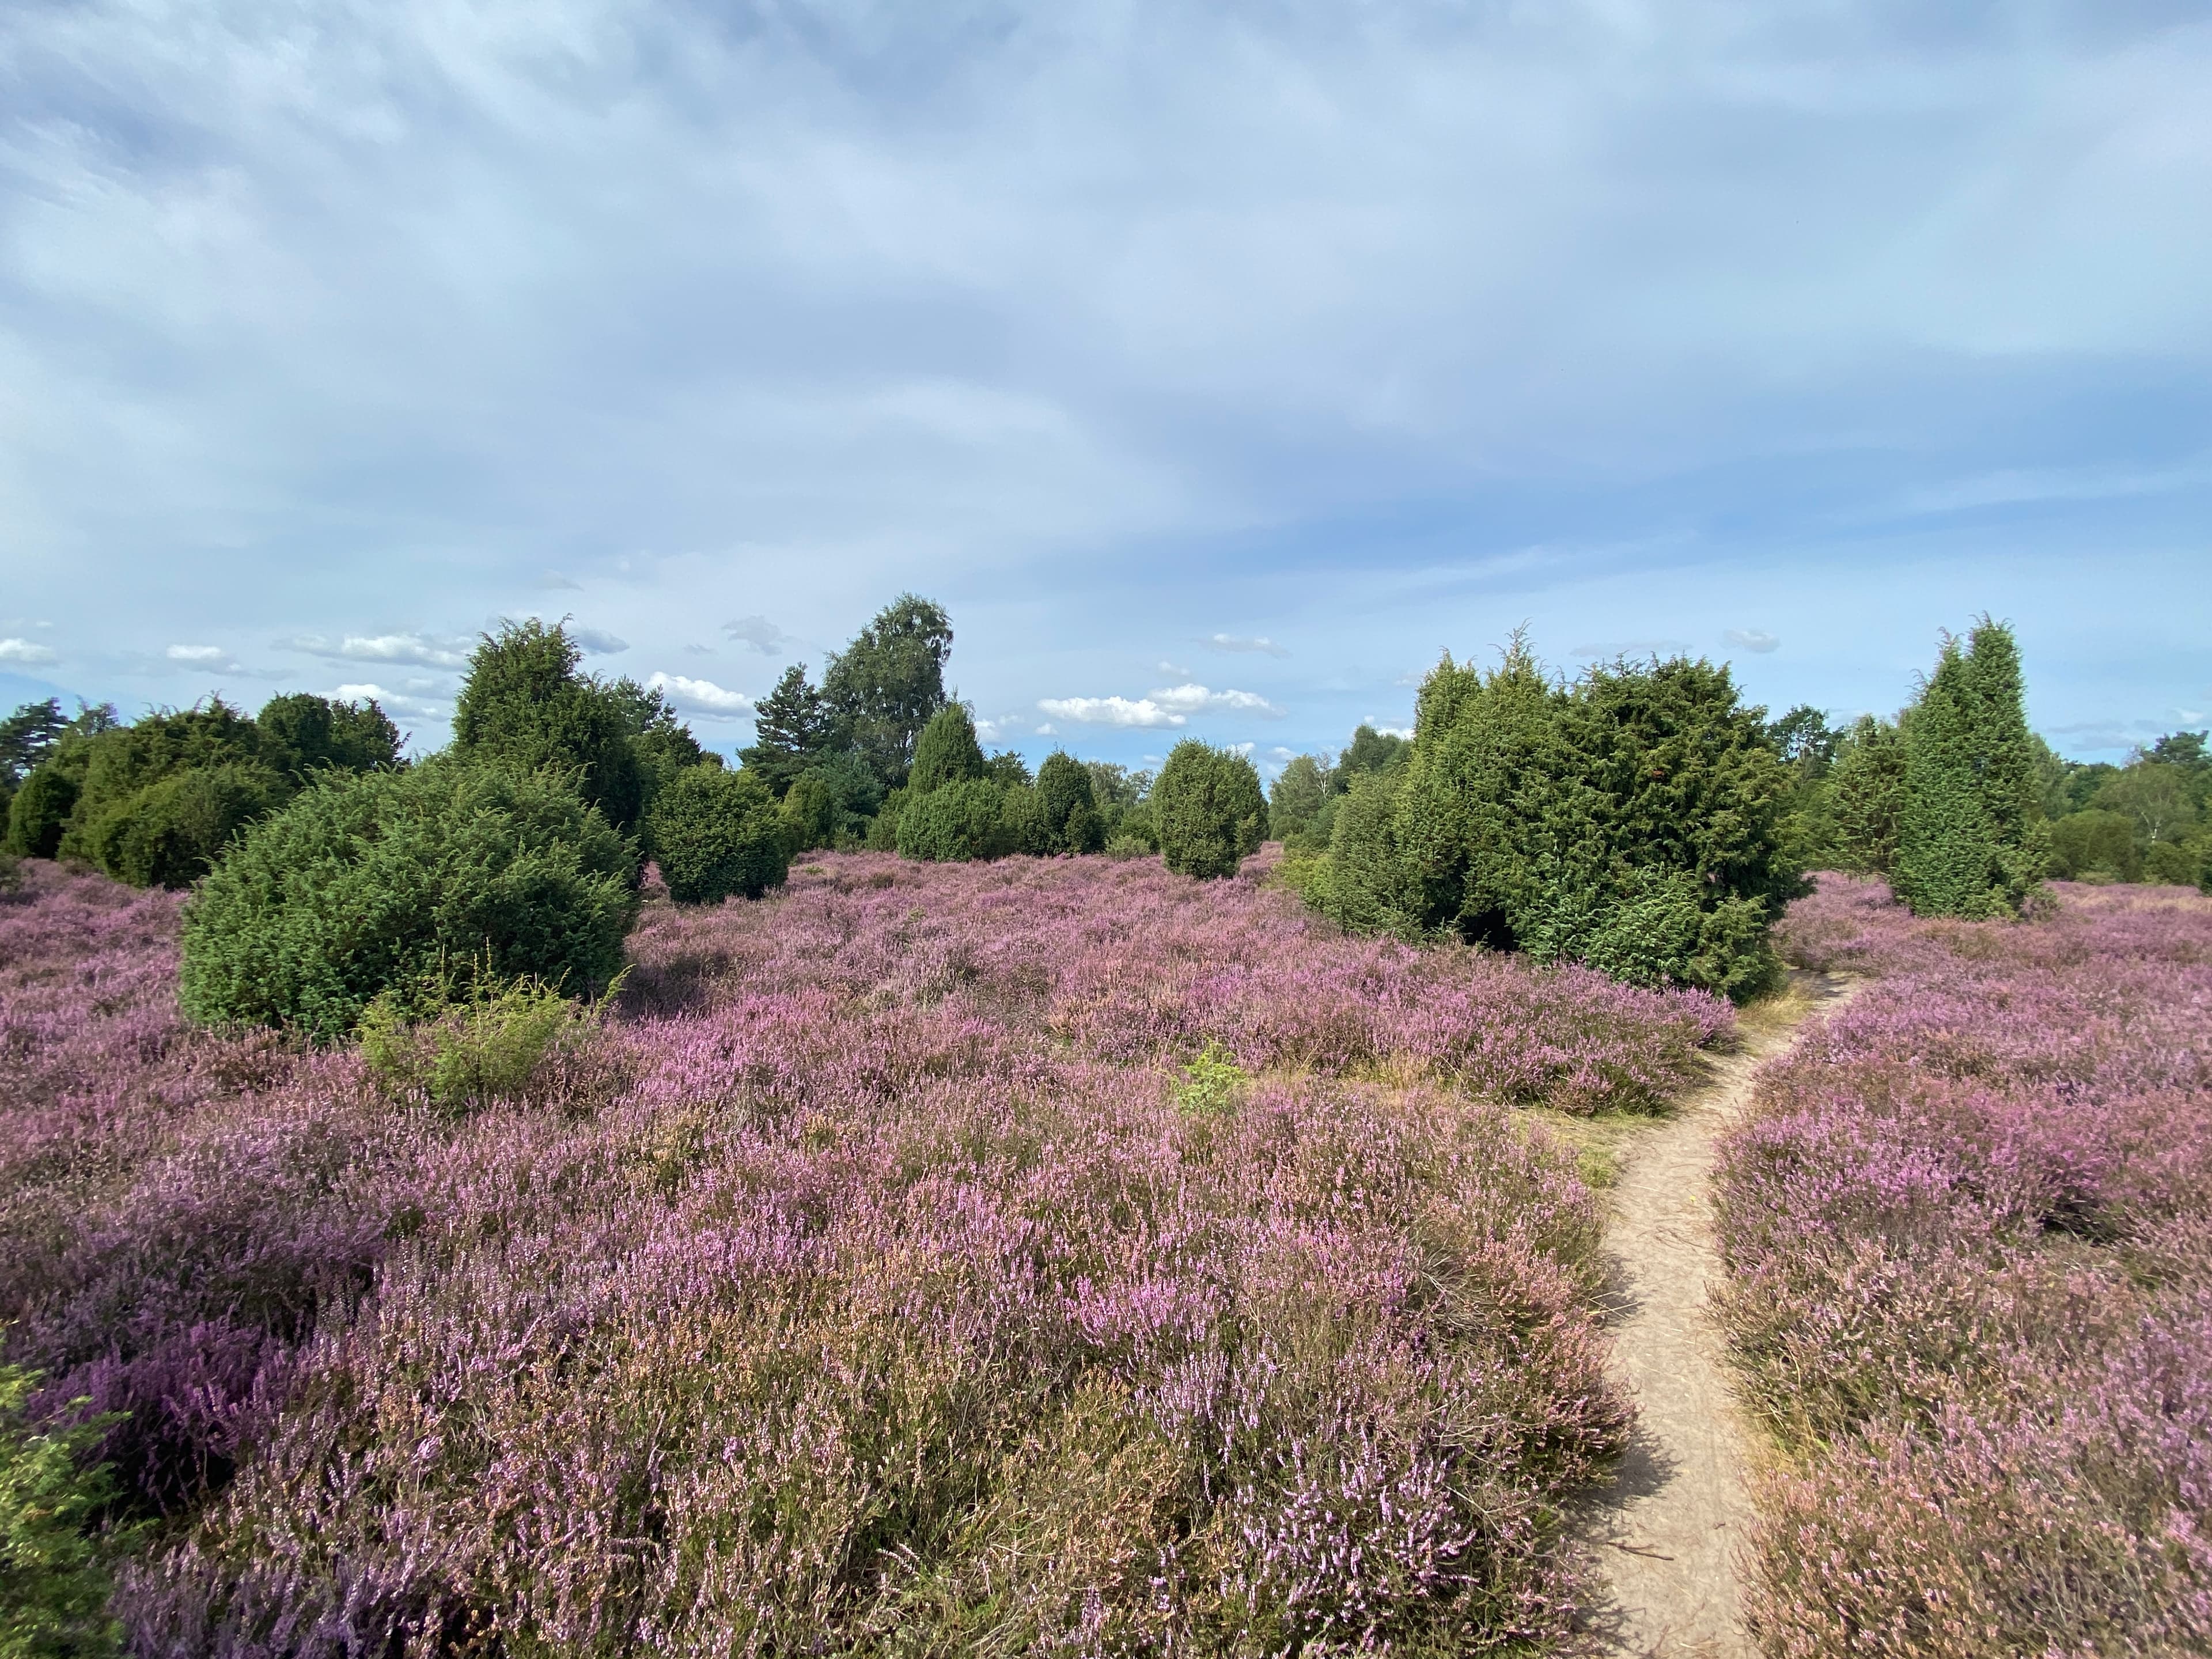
[1,1361,124,1659]
[1721,877,2212,1655]
[179,760,637,1039]
[648,764,788,903]
[896,776,1013,862]
[1153,740,1267,878]
[86,763,289,891]
[451,619,646,834]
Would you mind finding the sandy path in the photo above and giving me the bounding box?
[1578,971,1853,1658]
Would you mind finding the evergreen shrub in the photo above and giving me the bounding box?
[1153,741,1267,879]
[2047,809,2140,882]
[5,765,79,859]
[179,760,637,1040]
[896,778,1013,862]
[907,704,988,794]
[1031,752,1105,855]
[87,763,290,891]
[452,620,645,834]
[1893,620,2047,918]
[649,766,789,904]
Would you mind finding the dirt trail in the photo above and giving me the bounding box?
[1579,971,1854,1658]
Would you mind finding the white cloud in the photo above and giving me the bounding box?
[0,639,59,665]
[1037,695,1186,728]
[1035,722,1058,736]
[1151,683,1286,718]
[331,681,442,716]
[569,627,629,655]
[724,616,791,656]
[1228,741,1256,756]
[1157,660,1192,678]
[1040,681,1285,726]
[1207,634,1290,658]
[166,643,228,662]
[1724,628,1781,654]
[647,671,755,718]
[283,632,471,669]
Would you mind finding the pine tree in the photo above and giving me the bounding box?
[740,664,832,797]
[1893,619,2047,917]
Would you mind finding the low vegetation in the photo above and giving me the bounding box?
[1718,875,2212,1656]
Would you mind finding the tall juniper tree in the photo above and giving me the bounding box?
[1893,618,2047,918]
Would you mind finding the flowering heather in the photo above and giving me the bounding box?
[0,851,1732,1653]
[1719,875,2212,1657]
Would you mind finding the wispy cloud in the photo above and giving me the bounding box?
[647,671,755,718]
[0,639,59,665]
[282,632,472,670]
[569,627,629,656]
[166,644,229,664]
[1724,629,1781,654]
[724,616,791,656]
[1206,634,1290,658]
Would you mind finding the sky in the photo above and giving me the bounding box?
[3,0,2208,771]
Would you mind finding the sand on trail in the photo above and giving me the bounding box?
[1577,970,1854,1658]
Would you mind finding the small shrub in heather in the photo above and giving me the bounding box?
[1,1358,126,1658]
[1718,874,2212,1657]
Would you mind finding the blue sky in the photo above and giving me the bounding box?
[3,0,2207,770]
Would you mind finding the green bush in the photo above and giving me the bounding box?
[59,702,275,868]
[649,765,789,904]
[908,704,988,795]
[1330,642,1797,999]
[1153,741,1267,880]
[179,760,637,1040]
[778,770,840,854]
[452,619,645,834]
[359,976,601,1113]
[1171,1039,1249,1116]
[1031,752,1104,855]
[2048,809,2141,882]
[1827,715,1907,874]
[85,763,290,891]
[255,693,400,785]
[1,1360,125,1659]
[1893,620,2047,918]
[1267,754,1332,847]
[5,765,79,860]
[865,787,907,851]
[896,777,1014,862]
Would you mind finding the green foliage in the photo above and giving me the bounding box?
[778,770,841,854]
[179,759,638,1040]
[255,694,400,785]
[895,778,1014,863]
[1333,641,1797,999]
[5,766,79,861]
[866,787,907,851]
[87,763,290,891]
[0,701,70,791]
[1267,753,1333,847]
[359,975,603,1113]
[908,704,988,795]
[2094,762,2198,852]
[2047,809,2141,882]
[1336,724,1408,786]
[1,1361,124,1659]
[1827,715,1907,874]
[740,664,834,796]
[1893,620,2048,918]
[1031,752,1104,855]
[604,679,707,824]
[1171,1039,1249,1116]
[649,765,790,904]
[1321,769,1418,936]
[1153,741,1268,880]
[451,619,646,833]
[982,749,1032,787]
[821,594,953,789]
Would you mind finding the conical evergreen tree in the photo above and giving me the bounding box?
[1893,619,2047,917]
[908,704,987,795]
